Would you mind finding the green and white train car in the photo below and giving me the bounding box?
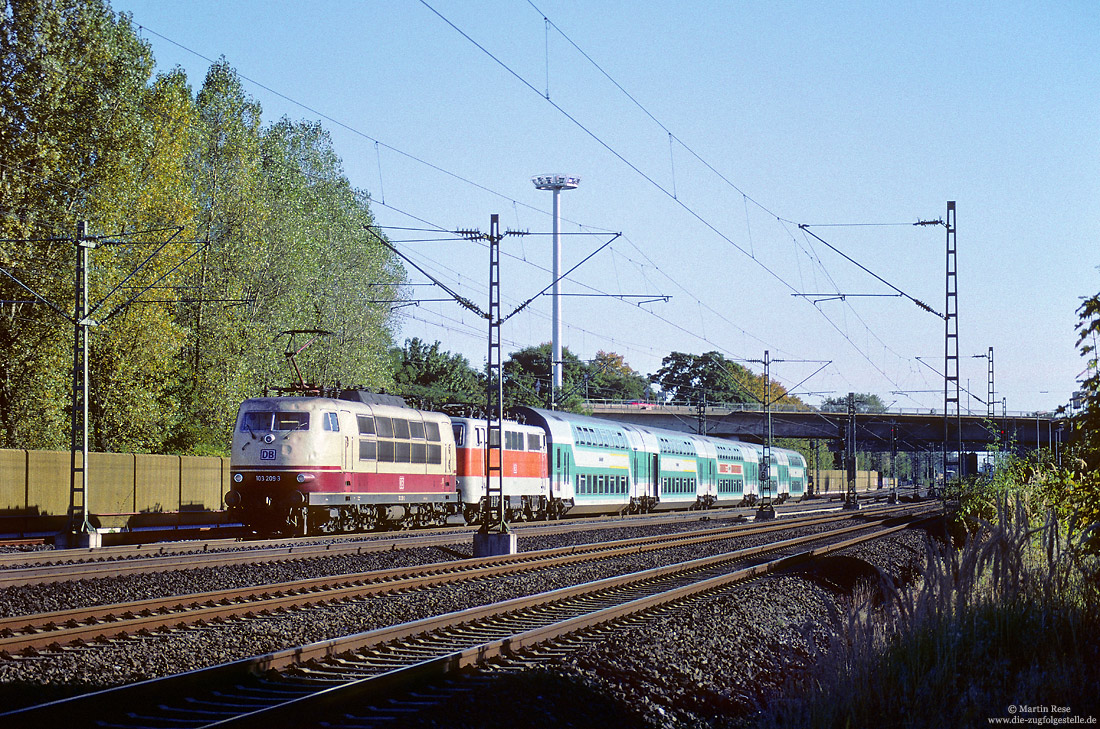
[515,407,806,517]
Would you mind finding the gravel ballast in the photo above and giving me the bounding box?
[0,515,933,724]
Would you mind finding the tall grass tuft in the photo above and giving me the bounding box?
[756,499,1100,728]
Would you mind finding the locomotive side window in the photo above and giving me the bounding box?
[359,439,377,460]
[409,420,425,440]
[392,418,411,440]
[323,412,340,431]
[377,440,396,462]
[274,412,309,431]
[411,442,427,464]
[424,421,441,442]
[427,444,442,464]
[395,441,411,463]
[375,416,394,438]
[527,433,541,451]
[452,423,465,446]
[357,415,375,434]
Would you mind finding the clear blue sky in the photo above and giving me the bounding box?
[115,0,1099,415]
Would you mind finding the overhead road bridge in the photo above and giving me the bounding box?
[585,402,1064,453]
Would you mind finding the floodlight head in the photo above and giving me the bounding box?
[532,173,580,191]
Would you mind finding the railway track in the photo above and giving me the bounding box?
[0,504,940,728]
[0,504,924,654]
[0,500,906,587]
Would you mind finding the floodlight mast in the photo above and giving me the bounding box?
[532,173,580,408]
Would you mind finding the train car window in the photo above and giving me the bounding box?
[427,444,442,464]
[377,440,396,462]
[241,411,273,431]
[409,420,425,440]
[322,412,340,432]
[357,415,375,435]
[411,442,426,464]
[375,416,394,438]
[527,433,541,451]
[392,418,411,440]
[359,439,376,461]
[452,424,465,446]
[424,421,441,442]
[274,412,309,431]
[395,441,412,463]
[488,429,500,447]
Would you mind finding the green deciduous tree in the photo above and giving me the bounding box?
[649,351,756,406]
[821,392,888,413]
[390,337,482,406]
[502,343,585,411]
[1,6,404,455]
[0,0,195,451]
[586,350,650,402]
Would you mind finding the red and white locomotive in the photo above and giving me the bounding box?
[451,417,549,524]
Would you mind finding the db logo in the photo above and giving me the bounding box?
[260,449,276,460]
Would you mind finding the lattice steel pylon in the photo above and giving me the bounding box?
[987,346,995,419]
[483,214,507,534]
[754,350,777,520]
[943,201,962,481]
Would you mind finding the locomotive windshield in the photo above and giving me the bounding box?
[240,411,310,432]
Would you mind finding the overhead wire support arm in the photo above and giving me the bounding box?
[501,232,621,324]
[798,224,945,319]
[792,292,903,305]
[365,225,488,319]
[553,293,671,305]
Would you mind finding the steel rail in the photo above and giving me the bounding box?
[0,504,926,653]
[0,508,940,728]
[0,497,880,571]
[0,502,911,588]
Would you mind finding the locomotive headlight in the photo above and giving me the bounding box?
[296,473,315,483]
[224,490,242,507]
[233,473,243,483]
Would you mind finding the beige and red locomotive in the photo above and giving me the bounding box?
[226,391,460,534]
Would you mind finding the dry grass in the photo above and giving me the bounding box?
[754,500,1100,729]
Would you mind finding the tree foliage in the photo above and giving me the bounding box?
[647,350,805,409]
[390,337,482,406]
[501,343,586,411]
[650,351,755,405]
[586,350,650,402]
[0,1,402,454]
[821,392,888,413]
